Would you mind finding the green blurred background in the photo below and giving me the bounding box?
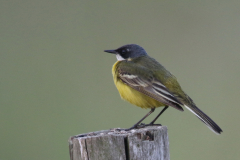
[1,1,240,160]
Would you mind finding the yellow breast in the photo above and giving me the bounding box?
[112,61,165,109]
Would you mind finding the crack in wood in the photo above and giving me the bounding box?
[69,126,169,160]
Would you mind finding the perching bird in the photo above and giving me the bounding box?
[104,44,222,134]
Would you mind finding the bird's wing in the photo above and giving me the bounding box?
[117,65,184,111]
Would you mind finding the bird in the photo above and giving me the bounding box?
[104,44,222,134]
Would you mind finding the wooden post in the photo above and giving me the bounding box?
[68,126,170,160]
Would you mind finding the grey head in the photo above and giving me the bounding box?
[104,44,148,61]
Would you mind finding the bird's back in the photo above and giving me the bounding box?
[129,56,192,105]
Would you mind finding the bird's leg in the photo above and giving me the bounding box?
[148,106,169,125]
[124,108,155,131]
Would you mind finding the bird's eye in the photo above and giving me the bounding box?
[122,50,126,53]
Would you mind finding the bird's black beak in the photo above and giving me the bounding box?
[104,49,117,54]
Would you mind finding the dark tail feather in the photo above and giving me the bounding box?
[184,105,223,134]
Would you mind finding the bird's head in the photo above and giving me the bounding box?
[104,44,147,61]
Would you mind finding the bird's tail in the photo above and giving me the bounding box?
[184,105,223,134]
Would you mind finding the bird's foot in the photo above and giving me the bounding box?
[120,123,162,131]
[144,123,162,127]
[114,123,146,131]
[114,123,162,132]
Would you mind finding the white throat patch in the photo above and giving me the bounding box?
[116,54,125,61]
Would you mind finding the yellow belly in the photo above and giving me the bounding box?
[112,61,165,109]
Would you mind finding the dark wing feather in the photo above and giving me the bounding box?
[116,60,222,134]
[118,68,184,111]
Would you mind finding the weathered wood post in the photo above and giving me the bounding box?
[68,126,170,160]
